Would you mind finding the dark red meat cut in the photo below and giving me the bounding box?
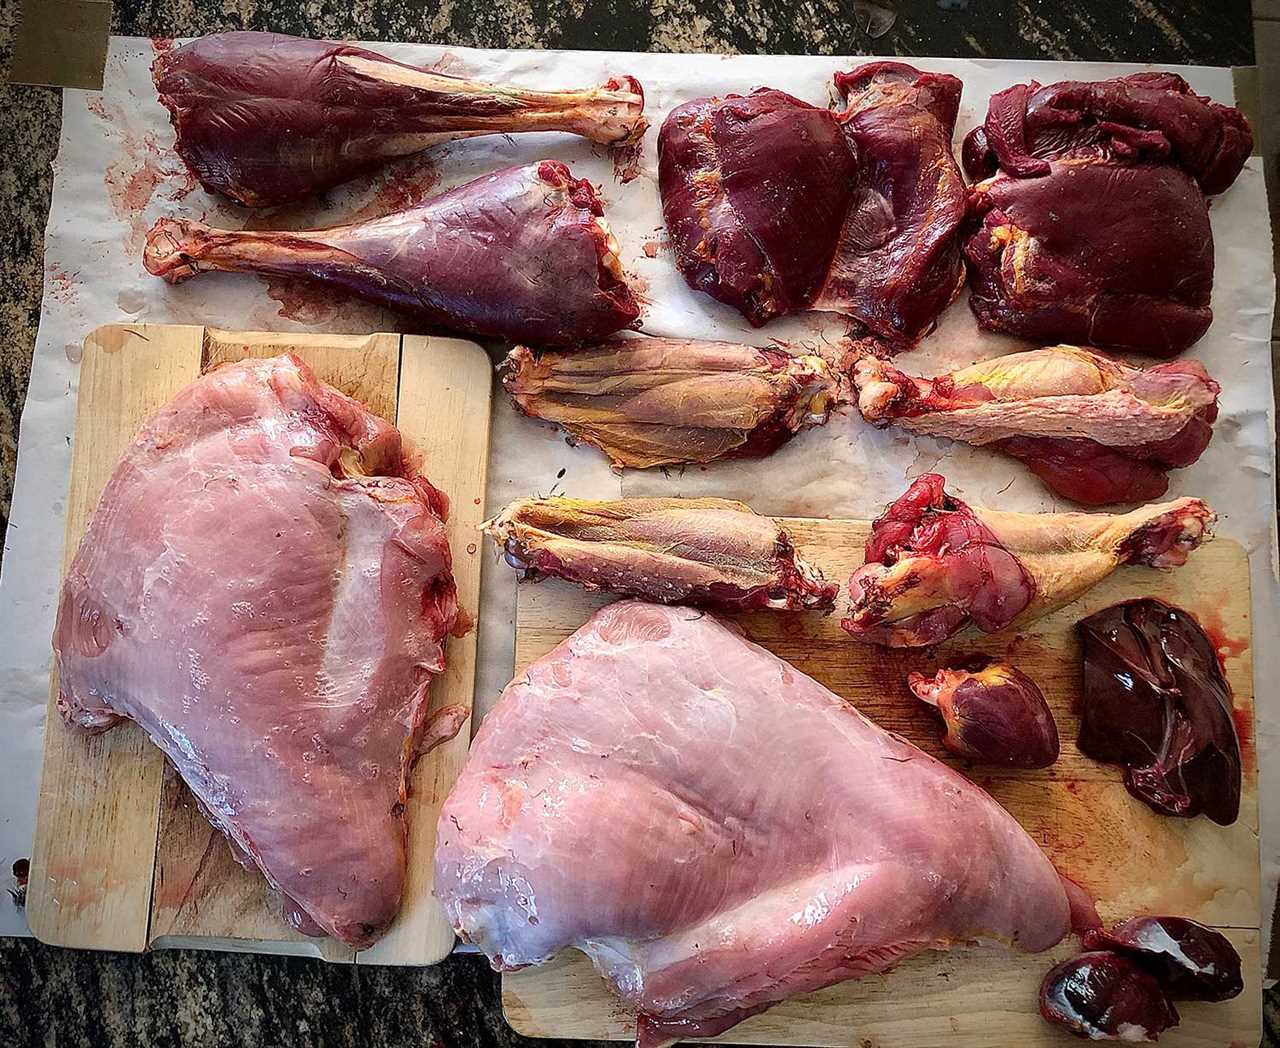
[154,31,646,206]
[965,159,1215,357]
[1076,598,1241,826]
[819,63,967,342]
[657,62,965,344]
[961,72,1253,194]
[960,73,1251,358]
[143,161,640,346]
[658,89,859,326]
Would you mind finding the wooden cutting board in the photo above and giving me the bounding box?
[27,323,492,965]
[501,519,1261,1047]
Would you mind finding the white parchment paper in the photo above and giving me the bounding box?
[0,38,1274,951]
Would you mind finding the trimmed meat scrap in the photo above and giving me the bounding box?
[154,31,646,206]
[842,473,1214,648]
[501,337,843,468]
[961,72,1252,193]
[964,159,1215,357]
[143,161,639,347]
[54,354,458,948]
[435,601,1078,1047]
[482,496,837,610]
[853,345,1220,505]
[657,61,965,343]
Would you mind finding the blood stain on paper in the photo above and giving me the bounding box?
[343,155,440,224]
[262,277,346,326]
[48,265,80,305]
[428,52,464,75]
[1193,603,1249,667]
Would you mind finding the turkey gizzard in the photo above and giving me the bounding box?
[657,62,966,345]
[154,31,646,207]
[53,355,462,949]
[143,161,640,347]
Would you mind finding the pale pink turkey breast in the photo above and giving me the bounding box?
[434,601,1073,1046]
[54,353,457,949]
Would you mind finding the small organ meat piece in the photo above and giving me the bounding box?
[853,345,1220,505]
[1084,917,1243,1002]
[964,159,1215,357]
[814,63,967,343]
[143,162,639,347]
[54,354,458,948]
[842,474,1214,648]
[482,496,837,610]
[435,602,1076,1046]
[908,661,1059,768]
[961,72,1252,194]
[1076,599,1241,826]
[501,337,842,468]
[1040,952,1179,1042]
[154,31,646,206]
[657,62,965,343]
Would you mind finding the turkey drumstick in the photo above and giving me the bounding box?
[154,31,646,206]
[143,161,640,347]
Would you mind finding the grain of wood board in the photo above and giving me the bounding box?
[28,323,492,966]
[502,518,1260,1046]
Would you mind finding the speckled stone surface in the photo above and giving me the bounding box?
[0,2,1267,1047]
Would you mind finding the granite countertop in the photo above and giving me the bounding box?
[0,2,1266,1046]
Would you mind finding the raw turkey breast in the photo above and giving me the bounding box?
[435,601,1076,1046]
[54,354,458,949]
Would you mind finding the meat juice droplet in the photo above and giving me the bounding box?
[116,288,146,314]
[64,342,84,364]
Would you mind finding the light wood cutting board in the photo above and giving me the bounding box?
[502,518,1261,1047]
[27,323,492,965]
